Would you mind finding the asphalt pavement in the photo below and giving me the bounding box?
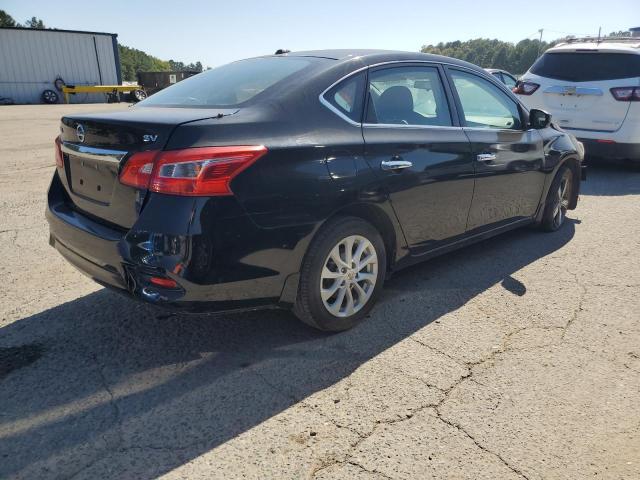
[1,104,639,479]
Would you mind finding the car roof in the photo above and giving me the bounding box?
[485,68,513,75]
[548,39,640,55]
[278,49,486,73]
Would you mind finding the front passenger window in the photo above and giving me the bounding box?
[451,70,522,130]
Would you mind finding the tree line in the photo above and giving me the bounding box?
[0,10,46,29]
[421,38,551,74]
[421,30,631,75]
[118,45,204,82]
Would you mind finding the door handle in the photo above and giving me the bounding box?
[477,153,497,163]
[381,159,413,171]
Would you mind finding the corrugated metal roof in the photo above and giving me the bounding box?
[0,26,117,37]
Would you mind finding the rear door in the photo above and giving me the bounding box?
[525,51,640,132]
[362,63,475,255]
[446,68,546,231]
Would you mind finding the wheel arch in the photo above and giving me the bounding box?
[537,153,582,224]
[558,155,581,210]
[323,202,399,272]
[278,200,403,306]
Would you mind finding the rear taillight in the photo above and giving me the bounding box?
[149,276,178,289]
[54,136,63,168]
[610,87,640,102]
[119,145,267,196]
[119,150,158,189]
[512,81,540,95]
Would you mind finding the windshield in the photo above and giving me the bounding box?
[138,57,314,107]
[530,52,640,82]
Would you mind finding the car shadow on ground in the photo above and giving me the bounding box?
[0,216,578,478]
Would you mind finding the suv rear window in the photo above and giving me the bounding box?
[139,57,314,107]
[530,52,640,82]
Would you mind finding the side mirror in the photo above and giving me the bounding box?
[529,108,551,129]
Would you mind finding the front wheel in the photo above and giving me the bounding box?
[540,166,574,232]
[294,217,386,332]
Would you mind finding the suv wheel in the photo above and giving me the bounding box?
[294,217,386,331]
[541,165,574,232]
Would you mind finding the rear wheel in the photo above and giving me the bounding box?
[541,166,574,232]
[294,217,386,331]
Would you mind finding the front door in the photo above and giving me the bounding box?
[362,64,475,255]
[446,68,547,231]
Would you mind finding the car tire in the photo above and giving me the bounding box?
[41,89,59,104]
[540,165,574,232]
[293,216,386,332]
[131,89,147,102]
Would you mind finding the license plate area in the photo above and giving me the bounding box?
[69,155,118,204]
[61,142,127,205]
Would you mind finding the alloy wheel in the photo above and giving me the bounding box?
[320,235,378,317]
[553,171,572,229]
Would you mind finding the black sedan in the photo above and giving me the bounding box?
[47,50,584,331]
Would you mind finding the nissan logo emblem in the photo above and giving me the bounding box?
[76,124,85,143]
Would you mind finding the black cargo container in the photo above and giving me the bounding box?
[136,71,199,96]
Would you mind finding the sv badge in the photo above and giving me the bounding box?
[143,134,158,143]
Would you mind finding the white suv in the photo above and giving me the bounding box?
[514,35,640,163]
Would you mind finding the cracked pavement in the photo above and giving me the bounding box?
[1,104,639,479]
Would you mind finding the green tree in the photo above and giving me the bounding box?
[608,30,630,37]
[0,9,17,27]
[421,37,554,75]
[118,45,171,81]
[24,16,45,29]
[168,60,203,72]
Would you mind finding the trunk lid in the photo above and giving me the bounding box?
[530,75,634,132]
[59,107,237,228]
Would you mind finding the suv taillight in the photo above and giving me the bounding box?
[512,81,540,95]
[610,87,640,102]
[119,145,268,196]
[54,136,64,168]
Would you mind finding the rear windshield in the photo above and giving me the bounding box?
[530,52,640,82]
[138,57,314,107]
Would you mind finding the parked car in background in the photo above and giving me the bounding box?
[514,33,640,163]
[485,68,518,89]
[47,50,584,332]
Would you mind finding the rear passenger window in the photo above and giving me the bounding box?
[323,72,365,123]
[450,70,522,130]
[366,66,452,127]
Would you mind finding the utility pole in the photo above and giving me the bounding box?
[536,29,544,58]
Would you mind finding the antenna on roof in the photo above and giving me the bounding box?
[597,27,602,44]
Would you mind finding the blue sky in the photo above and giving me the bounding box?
[3,0,637,67]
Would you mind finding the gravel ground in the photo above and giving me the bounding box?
[1,104,639,480]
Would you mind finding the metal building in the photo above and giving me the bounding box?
[0,27,121,104]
